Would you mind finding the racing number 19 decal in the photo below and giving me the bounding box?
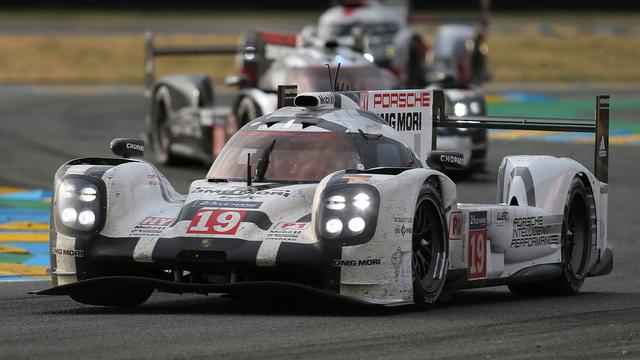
[468,211,488,280]
[187,209,247,235]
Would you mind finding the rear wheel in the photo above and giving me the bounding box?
[508,176,593,296]
[412,184,449,307]
[70,286,153,307]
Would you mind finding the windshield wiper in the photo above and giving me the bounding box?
[253,139,276,183]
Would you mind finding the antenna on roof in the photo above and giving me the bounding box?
[325,62,350,91]
[325,64,334,92]
[333,62,341,91]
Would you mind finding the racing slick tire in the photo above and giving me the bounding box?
[151,86,178,165]
[70,286,154,307]
[508,176,594,296]
[412,182,449,307]
[236,96,262,128]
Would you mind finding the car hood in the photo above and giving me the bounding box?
[166,180,319,243]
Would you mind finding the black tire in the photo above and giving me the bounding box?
[70,286,153,307]
[508,176,594,296]
[412,183,449,307]
[151,87,177,165]
[236,96,262,128]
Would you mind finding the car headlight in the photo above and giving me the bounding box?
[317,185,380,245]
[454,102,468,117]
[55,177,103,233]
[469,101,481,114]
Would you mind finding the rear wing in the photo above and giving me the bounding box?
[143,30,298,98]
[143,31,238,98]
[430,89,610,183]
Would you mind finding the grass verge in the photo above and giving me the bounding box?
[0,28,639,85]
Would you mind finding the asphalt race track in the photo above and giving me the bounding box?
[1,87,639,359]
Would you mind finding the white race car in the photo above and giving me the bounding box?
[35,89,612,307]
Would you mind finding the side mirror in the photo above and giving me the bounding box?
[426,151,465,171]
[110,138,144,158]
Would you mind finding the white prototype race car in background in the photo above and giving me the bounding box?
[36,89,612,307]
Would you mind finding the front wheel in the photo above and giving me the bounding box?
[70,286,154,307]
[151,87,177,165]
[236,96,262,128]
[412,183,449,307]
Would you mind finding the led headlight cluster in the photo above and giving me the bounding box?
[317,185,379,245]
[454,101,482,117]
[56,177,102,232]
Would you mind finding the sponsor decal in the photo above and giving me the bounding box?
[316,93,335,105]
[394,224,412,237]
[332,258,381,267]
[264,222,309,241]
[391,246,411,281]
[510,216,561,248]
[130,217,174,236]
[469,211,488,230]
[191,187,290,198]
[449,211,462,240]
[376,112,422,131]
[372,91,430,109]
[277,85,297,108]
[126,142,144,152]
[191,200,262,209]
[599,136,607,158]
[468,211,487,280]
[187,209,248,235]
[493,209,509,226]
[393,216,412,224]
[51,248,84,258]
[440,153,464,166]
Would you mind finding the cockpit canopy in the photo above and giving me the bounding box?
[207,128,418,183]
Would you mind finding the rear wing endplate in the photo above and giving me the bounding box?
[431,89,610,183]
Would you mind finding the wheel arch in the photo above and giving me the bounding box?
[233,89,276,118]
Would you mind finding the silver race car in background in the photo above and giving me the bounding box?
[144,31,398,165]
[36,89,612,307]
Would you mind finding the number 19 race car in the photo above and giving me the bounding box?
[35,89,613,307]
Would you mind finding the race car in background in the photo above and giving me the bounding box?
[144,28,487,171]
[301,0,491,86]
[36,89,612,308]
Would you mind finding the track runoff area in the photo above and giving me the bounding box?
[0,90,639,281]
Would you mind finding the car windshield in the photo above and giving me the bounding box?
[207,130,361,183]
